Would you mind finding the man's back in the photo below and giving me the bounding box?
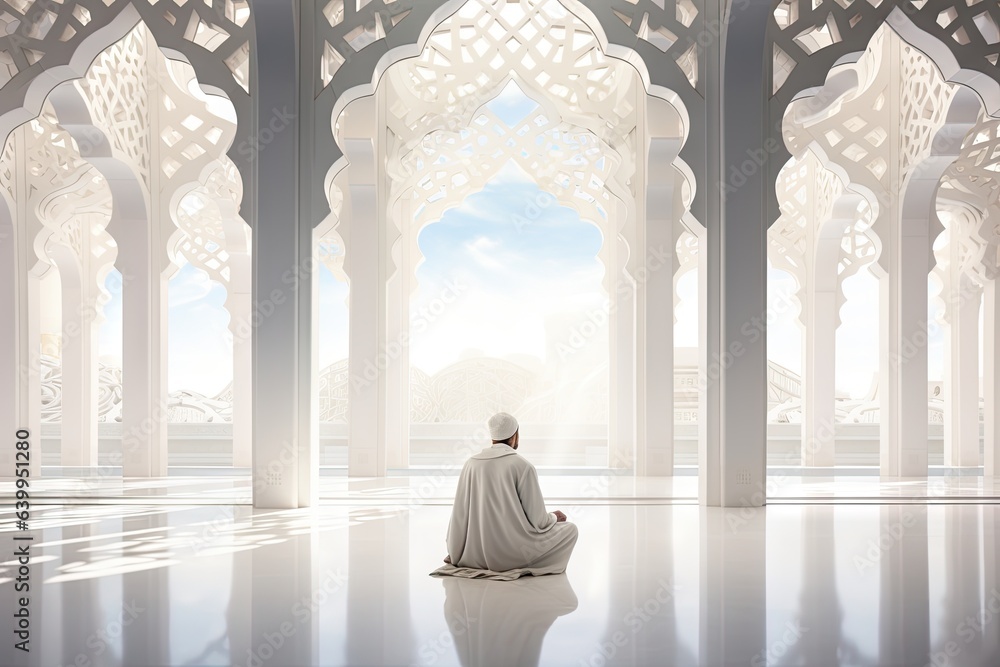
[442,444,578,578]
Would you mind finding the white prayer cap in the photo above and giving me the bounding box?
[488,412,519,441]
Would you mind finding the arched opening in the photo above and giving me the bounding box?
[1,18,249,487]
[767,14,1000,493]
[322,0,696,491]
[407,168,611,467]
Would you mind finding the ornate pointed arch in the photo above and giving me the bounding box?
[767,0,1000,225]
[310,0,705,228]
[0,0,254,223]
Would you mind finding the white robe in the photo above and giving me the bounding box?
[431,444,579,580]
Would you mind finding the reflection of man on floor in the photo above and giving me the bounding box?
[432,412,579,580]
[437,575,578,667]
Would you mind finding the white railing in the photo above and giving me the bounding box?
[39,354,981,428]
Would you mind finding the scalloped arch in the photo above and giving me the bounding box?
[0,0,254,224]
[314,0,701,231]
[767,0,1000,227]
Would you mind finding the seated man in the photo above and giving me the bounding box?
[431,412,578,580]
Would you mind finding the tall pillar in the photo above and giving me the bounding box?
[22,271,41,476]
[227,240,252,468]
[117,217,169,477]
[610,230,636,469]
[879,175,937,477]
[640,142,678,476]
[800,235,845,467]
[801,270,838,467]
[876,73,972,476]
[0,200,20,474]
[383,88,408,472]
[384,195,411,470]
[699,0,770,506]
[230,270,252,468]
[249,0,315,506]
[986,280,1000,476]
[216,188,253,469]
[49,82,169,478]
[51,243,99,467]
[944,276,982,467]
[344,126,385,477]
[1,131,42,480]
[9,268,42,479]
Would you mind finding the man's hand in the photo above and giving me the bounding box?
[553,510,567,522]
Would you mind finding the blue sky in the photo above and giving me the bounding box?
[409,165,608,374]
[97,209,950,401]
[95,204,965,401]
[485,79,540,126]
[99,263,233,395]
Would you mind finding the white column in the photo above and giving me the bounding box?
[52,244,99,467]
[6,267,42,479]
[801,283,837,466]
[23,272,41,476]
[229,248,252,468]
[116,217,169,477]
[249,0,315,507]
[699,0,771,506]
[984,280,999,476]
[640,143,677,476]
[217,189,253,469]
[610,231,636,469]
[49,83,169,479]
[0,201,20,474]
[943,276,981,467]
[344,127,386,477]
[879,179,935,477]
[1,131,41,479]
[698,218,719,500]
[384,196,411,470]
[875,74,970,475]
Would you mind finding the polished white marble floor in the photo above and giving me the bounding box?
[1,502,999,666]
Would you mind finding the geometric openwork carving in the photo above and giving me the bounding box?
[933,110,1000,320]
[783,26,957,274]
[0,0,251,98]
[317,0,704,94]
[393,85,620,239]
[0,0,253,222]
[313,0,706,235]
[767,0,1000,233]
[770,0,1000,103]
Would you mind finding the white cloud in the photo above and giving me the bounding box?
[464,235,506,270]
[169,267,215,307]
